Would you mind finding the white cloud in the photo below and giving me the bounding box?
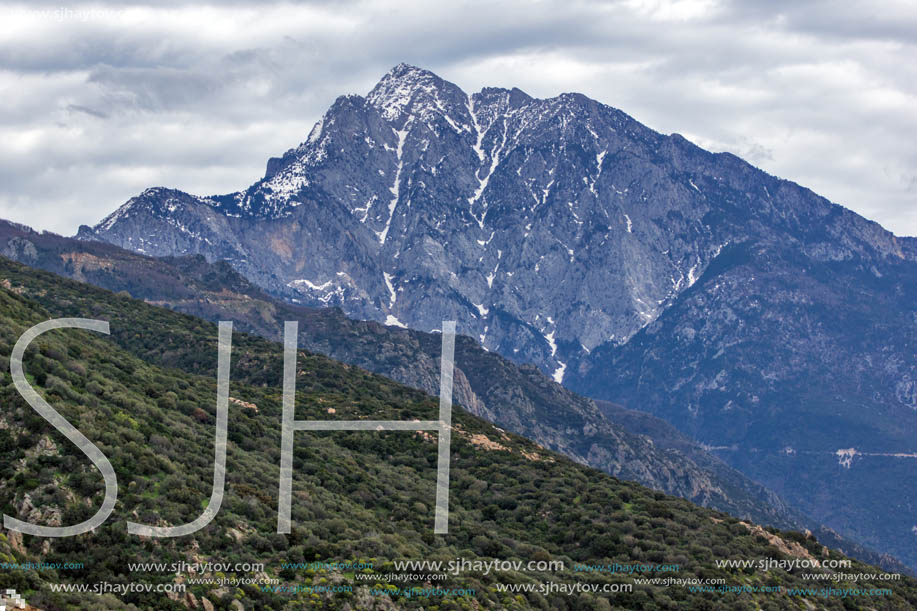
[0,0,914,236]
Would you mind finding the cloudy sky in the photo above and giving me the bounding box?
[1,0,915,236]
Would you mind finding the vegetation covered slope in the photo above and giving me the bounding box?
[0,258,915,610]
[568,237,917,567]
[0,221,863,554]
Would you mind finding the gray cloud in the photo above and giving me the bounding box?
[0,0,914,236]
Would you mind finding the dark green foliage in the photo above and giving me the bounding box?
[0,258,914,609]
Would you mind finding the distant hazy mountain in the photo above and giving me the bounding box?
[76,65,917,567]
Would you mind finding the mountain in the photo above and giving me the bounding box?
[76,65,917,567]
[76,62,751,381]
[0,221,814,543]
[3,258,915,609]
[3,220,908,574]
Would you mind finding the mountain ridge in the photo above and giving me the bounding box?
[78,64,913,380]
[75,64,917,568]
[8,218,914,574]
[0,222,795,520]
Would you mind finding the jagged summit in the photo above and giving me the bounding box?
[80,64,911,360]
[365,64,475,136]
[367,63,461,118]
[381,62,431,80]
[80,63,909,362]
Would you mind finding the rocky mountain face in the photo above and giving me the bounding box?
[1,222,909,574]
[3,256,916,608]
[78,63,749,383]
[76,65,917,567]
[567,236,917,566]
[0,222,800,529]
